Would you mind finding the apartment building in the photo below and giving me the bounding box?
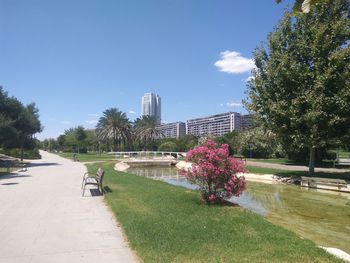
[186,112,242,137]
[157,122,186,139]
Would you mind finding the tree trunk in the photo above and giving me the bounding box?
[113,131,117,152]
[308,147,315,175]
[20,145,24,161]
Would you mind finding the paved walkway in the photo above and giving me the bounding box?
[246,160,350,173]
[0,151,138,263]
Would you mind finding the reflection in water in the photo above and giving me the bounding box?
[126,166,350,253]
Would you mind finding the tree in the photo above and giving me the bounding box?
[0,87,42,160]
[133,116,163,150]
[158,141,179,152]
[180,139,246,205]
[96,108,131,151]
[247,0,350,173]
[236,128,278,158]
[74,126,87,153]
[57,134,66,151]
[16,103,42,160]
[0,87,24,147]
[85,130,98,152]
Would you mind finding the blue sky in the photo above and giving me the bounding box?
[0,0,293,139]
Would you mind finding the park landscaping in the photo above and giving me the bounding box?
[86,161,341,263]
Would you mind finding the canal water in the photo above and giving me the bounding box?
[126,166,350,253]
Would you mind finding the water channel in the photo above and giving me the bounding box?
[126,166,350,253]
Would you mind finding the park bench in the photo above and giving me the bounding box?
[81,168,105,196]
[301,176,348,191]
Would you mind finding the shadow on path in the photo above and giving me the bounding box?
[88,186,112,196]
[1,182,19,186]
[90,188,103,196]
[28,162,60,167]
[0,173,32,180]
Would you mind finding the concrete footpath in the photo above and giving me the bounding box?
[0,151,138,263]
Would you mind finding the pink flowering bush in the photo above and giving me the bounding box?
[180,139,246,205]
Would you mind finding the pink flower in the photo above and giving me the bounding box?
[179,139,247,204]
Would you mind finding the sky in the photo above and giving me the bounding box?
[0,0,294,139]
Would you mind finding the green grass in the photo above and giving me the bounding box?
[86,162,341,263]
[338,149,350,159]
[0,167,17,177]
[56,152,116,162]
[0,168,9,176]
[246,158,338,168]
[247,165,350,180]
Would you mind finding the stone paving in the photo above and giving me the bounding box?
[0,151,138,263]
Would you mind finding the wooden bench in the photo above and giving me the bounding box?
[301,176,347,191]
[81,168,105,196]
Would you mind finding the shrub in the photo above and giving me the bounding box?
[158,141,179,152]
[0,148,41,159]
[180,139,246,205]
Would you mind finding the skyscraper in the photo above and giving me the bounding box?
[141,92,161,124]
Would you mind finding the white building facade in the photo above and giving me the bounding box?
[157,122,186,139]
[186,112,243,137]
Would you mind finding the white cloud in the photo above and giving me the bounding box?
[129,110,136,115]
[220,103,224,107]
[60,121,71,125]
[214,50,255,74]
[226,102,242,107]
[86,120,98,124]
[88,113,100,117]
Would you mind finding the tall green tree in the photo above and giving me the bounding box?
[0,88,42,160]
[74,126,87,153]
[16,103,42,160]
[133,116,163,150]
[96,108,131,151]
[247,0,350,173]
[0,87,24,147]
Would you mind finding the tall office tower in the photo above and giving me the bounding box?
[141,92,161,124]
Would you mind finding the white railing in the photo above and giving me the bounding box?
[108,151,186,159]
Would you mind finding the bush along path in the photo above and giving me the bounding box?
[87,161,341,263]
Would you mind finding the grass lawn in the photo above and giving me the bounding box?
[247,165,350,180]
[57,152,116,162]
[338,149,350,159]
[246,158,338,168]
[87,162,340,263]
[0,167,18,177]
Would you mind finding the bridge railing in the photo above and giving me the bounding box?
[108,151,186,160]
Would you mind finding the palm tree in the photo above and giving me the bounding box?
[96,108,131,152]
[133,116,163,150]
